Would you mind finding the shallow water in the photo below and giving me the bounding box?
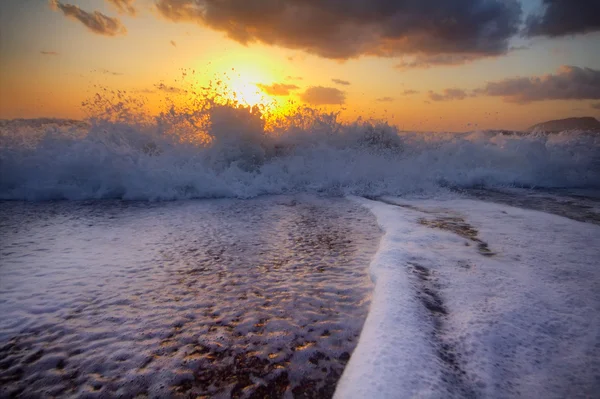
[461,187,600,225]
[0,195,380,398]
[338,194,600,399]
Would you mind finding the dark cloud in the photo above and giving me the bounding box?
[40,51,59,56]
[154,0,522,63]
[170,40,177,47]
[524,0,600,37]
[256,83,300,96]
[50,0,126,36]
[332,78,351,86]
[299,86,345,105]
[429,88,468,101]
[376,97,394,102]
[476,66,600,103]
[106,0,136,16]
[590,103,600,110]
[403,89,419,95]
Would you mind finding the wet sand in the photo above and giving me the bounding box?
[0,196,381,398]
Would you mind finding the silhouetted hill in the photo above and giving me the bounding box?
[527,117,600,133]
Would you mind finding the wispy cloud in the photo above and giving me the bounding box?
[591,103,600,110]
[170,40,177,47]
[105,0,136,16]
[286,76,303,81]
[50,0,126,36]
[376,97,395,102]
[40,51,59,56]
[475,66,600,103]
[396,54,481,69]
[429,88,468,102]
[331,78,350,86]
[256,83,300,96]
[299,86,345,105]
[403,90,419,95]
[154,0,521,65]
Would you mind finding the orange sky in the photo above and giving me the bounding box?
[1,0,599,131]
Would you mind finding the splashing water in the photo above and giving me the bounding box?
[1,89,599,201]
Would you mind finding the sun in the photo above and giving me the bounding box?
[209,60,279,108]
[228,75,270,107]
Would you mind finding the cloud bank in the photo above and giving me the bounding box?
[476,66,600,103]
[50,0,126,36]
[154,0,522,64]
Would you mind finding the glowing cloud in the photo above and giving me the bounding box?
[256,83,300,96]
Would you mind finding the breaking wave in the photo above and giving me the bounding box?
[1,100,599,201]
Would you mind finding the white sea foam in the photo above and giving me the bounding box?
[337,197,600,398]
[1,106,599,201]
[0,196,380,397]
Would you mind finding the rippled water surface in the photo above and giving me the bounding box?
[0,196,381,398]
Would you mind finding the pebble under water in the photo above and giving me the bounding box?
[0,195,381,398]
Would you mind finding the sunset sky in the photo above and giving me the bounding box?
[1,0,599,131]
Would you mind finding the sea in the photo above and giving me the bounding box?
[1,107,599,398]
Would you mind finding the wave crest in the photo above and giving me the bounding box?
[1,102,599,201]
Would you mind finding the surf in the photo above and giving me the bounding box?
[1,100,599,201]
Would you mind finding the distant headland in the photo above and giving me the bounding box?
[527,117,600,133]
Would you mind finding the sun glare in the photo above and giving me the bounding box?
[229,75,269,107]
[207,59,280,108]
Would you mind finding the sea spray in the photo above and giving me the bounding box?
[1,89,599,201]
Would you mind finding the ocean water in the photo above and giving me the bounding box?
[1,109,599,398]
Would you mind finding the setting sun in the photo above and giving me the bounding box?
[205,56,281,108]
[228,74,270,107]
